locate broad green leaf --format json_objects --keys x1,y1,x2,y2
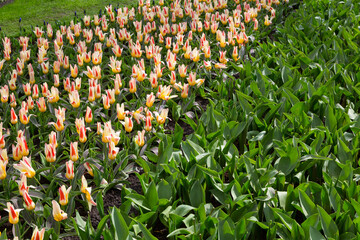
[
  {"x1": 189, "y1": 180, "x2": 205, "y2": 208},
  {"x1": 298, "y1": 189, "x2": 317, "y2": 218},
  {"x1": 317, "y1": 206, "x2": 339, "y2": 239},
  {"x1": 110, "y1": 207, "x2": 129, "y2": 240}
]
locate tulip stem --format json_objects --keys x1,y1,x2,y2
[
  {"x1": 34, "y1": 176, "x2": 46, "y2": 193},
  {"x1": 13, "y1": 223, "x2": 21, "y2": 238}
]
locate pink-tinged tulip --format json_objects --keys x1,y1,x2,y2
[
  {"x1": 69, "y1": 90, "x2": 80, "y2": 108},
  {"x1": 135, "y1": 130, "x2": 145, "y2": 147},
  {"x1": 11, "y1": 108, "x2": 18, "y2": 124},
  {"x1": 18, "y1": 173, "x2": 28, "y2": 196},
  {"x1": 0, "y1": 157, "x2": 7, "y2": 180},
  {"x1": 59, "y1": 185, "x2": 71, "y2": 206},
  {"x1": 70, "y1": 142, "x2": 78, "y2": 162},
  {"x1": 52, "y1": 200, "x2": 67, "y2": 221},
  {"x1": 65, "y1": 161, "x2": 74, "y2": 180},
  {"x1": 45, "y1": 143, "x2": 56, "y2": 163},
  {"x1": 1, "y1": 85, "x2": 9, "y2": 102},
  {"x1": 31, "y1": 227, "x2": 45, "y2": 240},
  {"x1": 23, "y1": 190, "x2": 35, "y2": 211},
  {"x1": 14, "y1": 156, "x2": 35, "y2": 178},
  {"x1": 36, "y1": 97, "x2": 47, "y2": 112},
  {"x1": 5, "y1": 202, "x2": 22, "y2": 224},
  {"x1": 108, "y1": 141, "x2": 119, "y2": 160},
  {"x1": 85, "y1": 107, "x2": 93, "y2": 123},
  {"x1": 156, "y1": 109, "x2": 169, "y2": 124}
]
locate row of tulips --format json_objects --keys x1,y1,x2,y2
[{"x1": 0, "y1": 0, "x2": 288, "y2": 238}]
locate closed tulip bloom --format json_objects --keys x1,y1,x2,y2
[
  {"x1": 1, "y1": 85, "x2": 9, "y2": 102},
  {"x1": 144, "y1": 115, "x2": 152, "y2": 132},
  {"x1": 88, "y1": 86, "x2": 95, "y2": 102},
  {"x1": 59, "y1": 185, "x2": 71, "y2": 206},
  {"x1": 63, "y1": 56, "x2": 70, "y2": 69},
  {"x1": 84, "y1": 162, "x2": 94, "y2": 176},
  {"x1": 135, "y1": 130, "x2": 145, "y2": 147},
  {"x1": 102, "y1": 94, "x2": 110, "y2": 110},
  {"x1": 0, "y1": 158, "x2": 7, "y2": 180},
  {"x1": 52, "y1": 200, "x2": 67, "y2": 222},
  {"x1": 23, "y1": 190, "x2": 35, "y2": 211},
  {"x1": 114, "y1": 74, "x2": 122, "y2": 95},
  {"x1": 129, "y1": 78, "x2": 137, "y2": 93},
  {"x1": 45, "y1": 143, "x2": 56, "y2": 163},
  {"x1": 181, "y1": 83, "x2": 189, "y2": 98},
  {"x1": 18, "y1": 136, "x2": 29, "y2": 156},
  {"x1": 95, "y1": 84, "x2": 101, "y2": 99},
  {"x1": 10, "y1": 92, "x2": 16, "y2": 108},
  {"x1": 149, "y1": 72, "x2": 158, "y2": 88},
  {"x1": 18, "y1": 173, "x2": 29, "y2": 196},
  {"x1": 0, "y1": 147, "x2": 7, "y2": 161},
  {"x1": 14, "y1": 156, "x2": 36, "y2": 178},
  {"x1": 12, "y1": 144, "x2": 22, "y2": 161},
  {"x1": 36, "y1": 97, "x2": 47, "y2": 112},
  {"x1": 156, "y1": 109, "x2": 169, "y2": 124},
  {"x1": 31, "y1": 227, "x2": 45, "y2": 240},
  {"x1": 49, "y1": 131, "x2": 58, "y2": 148},
  {"x1": 116, "y1": 103, "x2": 126, "y2": 120},
  {"x1": 70, "y1": 142, "x2": 78, "y2": 161},
  {"x1": 70, "y1": 64, "x2": 78, "y2": 78},
  {"x1": 69, "y1": 90, "x2": 80, "y2": 108},
  {"x1": 5, "y1": 202, "x2": 22, "y2": 224},
  {"x1": 11, "y1": 108, "x2": 18, "y2": 124},
  {"x1": 108, "y1": 141, "x2": 120, "y2": 160},
  {"x1": 41, "y1": 61, "x2": 49, "y2": 74},
  {"x1": 178, "y1": 64, "x2": 187, "y2": 78},
  {"x1": 124, "y1": 117, "x2": 133, "y2": 132},
  {"x1": 79, "y1": 126, "x2": 87, "y2": 143},
  {"x1": 53, "y1": 61, "x2": 60, "y2": 74},
  {"x1": 23, "y1": 83, "x2": 32, "y2": 96},
  {"x1": 85, "y1": 107, "x2": 93, "y2": 123},
  {"x1": 65, "y1": 161, "x2": 74, "y2": 180},
  {"x1": 146, "y1": 92, "x2": 155, "y2": 108}
]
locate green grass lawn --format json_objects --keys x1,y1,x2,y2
[{"x1": 0, "y1": 0, "x2": 132, "y2": 36}]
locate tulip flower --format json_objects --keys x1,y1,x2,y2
[
  {"x1": 52, "y1": 200, "x2": 67, "y2": 221},
  {"x1": 0, "y1": 126, "x2": 5, "y2": 148},
  {"x1": 84, "y1": 162, "x2": 94, "y2": 176},
  {"x1": 23, "y1": 83, "x2": 32, "y2": 96},
  {"x1": 0, "y1": 157, "x2": 7, "y2": 180},
  {"x1": 156, "y1": 109, "x2": 169, "y2": 124},
  {"x1": 18, "y1": 135, "x2": 29, "y2": 156},
  {"x1": 144, "y1": 115, "x2": 152, "y2": 132},
  {"x1": 31, "y1": 227, "x2": 45, "y2": 240},
  {"x1": 18, "y1": 173, "x2": 29, "y2": 196},
  {"x1": 70, "y1": 64, "x2": 78, "y2": 78},
  {"x1": 108, "y1": 141, "x2": 120, "y2": 160},
  {"x1": 45, "y1": 143, "x2": 56, "y2": 163},
  {"x1": 0, "y1": 85, "x2": 9, "y2": 102},
  {"x1": 65, "y1": 161, "x2": 74, "y2": 180},
  {"x1": 23, "y1": 190, "x2": 35, "y2": 211},
  {"x1": 181, "y1": 83, "x2": 189, "y2": 98},
  {"x1": 85, "y1": 107, "x2": 93, "y2": 123},
  {"x1": 10, "y1": 108, "x2": 18, "y2": 124},
  {"x1": 69, "y1": 90, "x2": 80, "y2": 108},
  {"x1": 14, "y1": 156, "x2": 36, "y2": 178},
  {"x1": 5, "y1": 202, "x2": 22, "y2": 224},
  {"x1": 135, "y1": 130, "x2": 145, "y2": 147},
  {"x1": 84, "y1": 187, "x2": 97, "y2": 210},
  {"x1": 146, "y1": 92, "x2": 155, "y2": 108},
  {"x1": 129, "y1": 78, "x2": 137, "y2": 93},
  {"x1": 124, "y1": 117, "x2": 133, "y2": 132},
  {"x1": 114, "y1": 74, "x2": 122, "y2": 95},
  {"x1": 59, "y1": 185, "x2": 71, "y2": 206},
  {"x1": 36, "y1": 97, "x2": 47, "y2": 112},
  {"x1": 12, "y1": 144, "x2": 22, "y2": 161}
]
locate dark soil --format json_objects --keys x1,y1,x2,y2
[
  {"x1": 166, "y1": 118, "x2": 194, "y2": 140},
  {"x1": 152, "y1": 221, "x2": 169, "y2": 240}
]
